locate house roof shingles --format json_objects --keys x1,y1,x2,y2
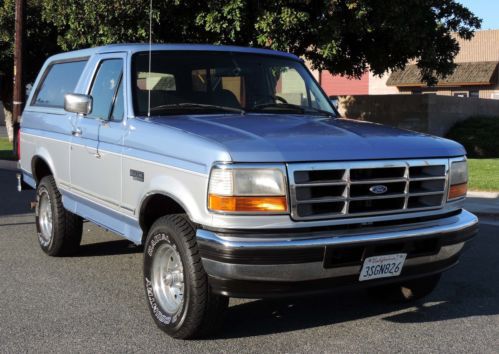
[{"x1": 386, "y1": 61, "x2": 499, "y2": 87}]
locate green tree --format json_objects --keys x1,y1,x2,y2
[
  {"x1": 0, "y1": 0, "x2": 59, "y2": 109},
  {"x1": 42, "y1": 0, "x2": 483, "y2": 85},
  {"x1": 1, "y1": 0, "x2": 482, "y2": 109},
  {"x1": 195, "y1": 0, "x2": 481, "y2": 85}
]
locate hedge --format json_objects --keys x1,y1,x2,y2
[{"x1": 446, "y1": 116, "x2": 499, "y2": 158}]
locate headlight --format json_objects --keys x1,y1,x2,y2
[
  {"x1": 448, "y1": 160, "x2": 468, "y2": 200},
  {"x1": 208, "y1": 164, "x2": 288, "y2": 213}
]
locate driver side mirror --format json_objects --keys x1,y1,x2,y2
[{"x1": 64, "y1": 93, "x2": 92, "y2": 115}]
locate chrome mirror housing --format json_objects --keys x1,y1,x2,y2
[{"x1": 64, "y1": 93, "x2": 92, "y2": 115}]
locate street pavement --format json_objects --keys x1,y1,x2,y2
[
  {"x1": 0, "y1": 167, "x2": 498, "y2": 353},
  {"x1": 467, "y1": 191, "x2": 499, "y2": 218}
]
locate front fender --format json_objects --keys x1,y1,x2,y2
[
  {"x1": 124, "y1": 162, "x2": 211, "y2": 226},
  {"x1": 32, "y1": 147, "x2": 57, "y2": 182}
]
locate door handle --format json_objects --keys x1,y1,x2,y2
[{"x1": 72, "y1": 128, "x2": 82, "y2": 137}]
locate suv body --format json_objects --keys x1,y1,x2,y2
[{"x1": 19, "y1": 44, "x2": 478, "y2": 338}]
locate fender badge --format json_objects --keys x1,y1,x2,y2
[{"x1": 130, "y1": 169, "x2": 145, "y2": 182}]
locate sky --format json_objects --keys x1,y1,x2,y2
[{"x1": 458, "y1": 0, "x2": 499, "y2": 30}]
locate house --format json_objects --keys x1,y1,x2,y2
[{"x1": 314, "y1": 29, "x2": 499, "y2": 100}]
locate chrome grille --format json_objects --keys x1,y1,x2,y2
[{"x1": 288, "y1": 159, "x2": 449, "y2": 221}]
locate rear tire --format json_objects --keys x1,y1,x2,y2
[
  {"x1": 367, "y1": 274, "x2": 441, "y2": 303},
  {"x1": 36, "y1": 175, "x2": 83, "y2": 256},
  {"x1": 143, "y1": 214, "x2": 228, "y2": 339}
]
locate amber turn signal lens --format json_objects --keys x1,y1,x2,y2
[
  {"x1": 208, "y1": 194, "x2": 288, "y2": 212},
  {"x1": 448, "y1": 182, "x2": 467, "y2": 200}
]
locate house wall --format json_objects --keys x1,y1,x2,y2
[
  {"x1": 320, "y1": 71, "x2": 369, "y2": 96},
  {"x1": 307, "y1": 30, "x2": 499, "y2": 97},
  {"x1": 454, "y1": 30, "x2": 499, "y2": 62},
  {"x1": 368, "y1": 72, "x2": 399, "y2": 95},
  {"x1": 371, "y1": 30, "x2": 499, "y2": 96}
]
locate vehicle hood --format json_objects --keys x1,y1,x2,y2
[{"x1": 144, "y1": 114, "x2": 465, "y2": 162}]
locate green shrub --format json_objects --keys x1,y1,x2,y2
[{"x1": 446, "y1": 116, "x2": 499, "y2": 158}]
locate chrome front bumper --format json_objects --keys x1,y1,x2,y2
[{"x1": 196, "y1": 210, "x2": 478, "y2": 293}]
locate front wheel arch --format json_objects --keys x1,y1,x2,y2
[
  {"x1": 139, "y1": 193, "x2": 190, "y2": 243},
  {"x1": 31, "y1": 156, "x2": 53, "y2": 185}
]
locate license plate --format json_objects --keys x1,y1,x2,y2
[{"x1": 359, "y1": 253, "x2": 407, "y2": 282}]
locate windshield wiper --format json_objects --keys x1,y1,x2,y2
[
  {"x1": 149, "y1": 102, "x2": 245, "y2": 115},
  {"x1": 251, "y1": 103, "x2": 334, "y2": 117}
]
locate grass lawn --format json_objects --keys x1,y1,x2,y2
[
  {"x1": 468, "y1": 159, "x2": 499, "y2": 192},
  {"x1": 0, "y1": 136, "x2": 16, "y2": 160}
]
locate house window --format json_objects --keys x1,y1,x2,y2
[
  {"x1": 492, "y1": 93, "x2": 499, "y2": 100},
  {"x1": 453, "y1": 92, "x2": 468, "y2": 98},
  {"x1": 470, "y1": 91, "x2": 479, "y2": 98}
]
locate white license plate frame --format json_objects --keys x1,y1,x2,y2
[{"x1": 359, "y1": 253, "x2": 407, "y2": 282}]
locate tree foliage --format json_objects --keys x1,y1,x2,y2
[
  {"x1": 0, "y1": 0, "x2": 481, "y2": 105},
  {"x1": 0, "y1": 0, "x2": 59, "y2": 109},
  {"x1": 195, "y1": 0, "x2": 481, "y2": 85}
]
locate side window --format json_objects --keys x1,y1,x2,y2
[
  {"x1": 32, "y1": 60, "x2": 87, "y2": 108},
  {"x1": 89, "y1": 59, "x2": 123, "y2": 120}
]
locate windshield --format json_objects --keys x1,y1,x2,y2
[{"x1": 132, "y1": 51, "x2": 335, "y2": 117}]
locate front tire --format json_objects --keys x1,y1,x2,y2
[
  {"x1": 36, "y1": 175, "x2": 83, "y2": 256},
  {"x1": 367, "y1": 274, "x2": 441, "y2": 303},
  {"x1": 143, "y1": 214, "x2": 228, "y2": 339}
]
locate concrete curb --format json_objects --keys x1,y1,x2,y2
[{"x1": 468, "y1": 191, "x2": 499, "y2": 199}]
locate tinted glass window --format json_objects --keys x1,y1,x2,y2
[
  {"x1": 89, "y1": 59, "x2": 123, "y2": 120},
  {"x1": 33, "y1": 60, "x2": 87, "y2": 107},
  {"x1": 132, "y1": 51, "x2": 335, "y2": 117}
]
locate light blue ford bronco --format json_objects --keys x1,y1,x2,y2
[{"x1": 19, "y1": 44, "x2": 478, "y2": 339}]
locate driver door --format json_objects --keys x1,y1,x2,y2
[{"x1": 70, "y1": 54, "x2": 126, "y2": 208}]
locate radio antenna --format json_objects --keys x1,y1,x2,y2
[{"x1": 147, "y1": 0, "x2": 153, "y2": 117}]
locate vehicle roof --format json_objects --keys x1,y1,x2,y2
[{"x1": 46, "y1": 43, "x2": 301, "y2": 62}]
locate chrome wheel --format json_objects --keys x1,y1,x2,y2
[
  {"x1": 151, "y1": 240, "x2": 185, "y2": 315},
  {"x1": 38, "y1": 191, "x2": 53, "y2": 244}
]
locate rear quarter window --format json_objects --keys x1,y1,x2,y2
[{"x1": 31, "y1": 59, "x2": 88, "y2": 108}]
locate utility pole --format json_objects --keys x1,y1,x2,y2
[{"x1": 12, "y1": 0, "x2": 25, "y2": 159}]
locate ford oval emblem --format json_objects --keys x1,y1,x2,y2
[{"x1": 369, "y1": 185, "x2": 388, "y2": 194}]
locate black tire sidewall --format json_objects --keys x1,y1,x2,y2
[{"x1": 143, "y1": 223, "x2": 192, "y2": 334}]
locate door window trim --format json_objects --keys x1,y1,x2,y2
[{"x1": 109, "y1": 75, "x2": 124, "y2": 122}]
